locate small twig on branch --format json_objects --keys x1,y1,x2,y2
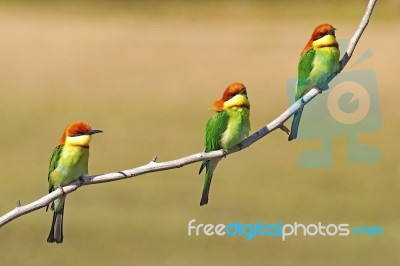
[{"x1": 0, "y1": 0, "x2": 377, "y2": 228}]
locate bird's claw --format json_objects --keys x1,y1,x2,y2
[
  {"x1": 78, "y1": 176, "x2": 85, "y2": 185},
  {"x1": 222, "y1": 149, "x2": 228, "y2": 158},
  {"x1": 319, "y1": 83, "x2": 329, "y2": 93},
  {"x1": 60, "y1": 186, "x2": 66, "y2": 196}
]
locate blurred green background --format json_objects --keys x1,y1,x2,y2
[{"x1": 0, "y1": 0, "x2": 399, "y2": 265}]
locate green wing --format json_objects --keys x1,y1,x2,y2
[
  {"x1": 48, "y1": 144, "x2": 64, "y2": 193},
  {"x1": 199, "y1": 111, "x2": 229, "y2": 174},
  {"x1": 295, "y1": 48, "x2": 316, "y2": 100},
  {"x1": 205, "y1": 111, "x2": 229, "y2": 152}
]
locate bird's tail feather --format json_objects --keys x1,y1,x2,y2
[
  {"x1": 288, "y1": 107, "x2": 304, "y2": 141},
  {"x1": 200, "y1": 172, "x2": 213, "y2": 206},
  {"x1": 200, "y1": 159, "x2": 219, "y2": 206},
  {"x1": 47, "y1": 204, "x2": 64, "y2": 244}
]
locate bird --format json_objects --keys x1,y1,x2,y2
[
  {"x1": 199, "y1": 82, "x2": 250, "y2": 206},
  {"x1": 46, "y1": 121, "x2": 102, "y2": 243},
  {"x1": 288, "y1": 23, "x2": 340, "y2": 141}
]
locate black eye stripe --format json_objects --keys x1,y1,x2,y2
[
  {"x1": 227, "y1": 88, "x2": 247, "y2": 100},
  {"x1": 70, "y1": 131, "x2": 85, "y2": 137},
  {"x1": 314, "y1": 32, "x2": 326, "y2": 40}
]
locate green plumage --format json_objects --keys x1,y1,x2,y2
[
  {"x1": 199, "y1": 106, "x2": 250, "y2": 206},
  {"x1": 47, "y1": 143, "x2": 89, "y2": 243},
  {"x1": 289, "y1": 45, "x2": 340, "y2": 140},
  {"x1": 206, "y1": 111, "x2": 230, "y2": 152},
  {"x1": 48, "y1": 145, "x2": 64, "y2": 193},
  {"x1": 296, "y1": 49, "x2": 317, "y2": 100},
  {"x1": 296, "y1": 47, "x2": 340, "y2": 99}
]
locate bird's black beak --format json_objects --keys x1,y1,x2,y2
[
  {"x1": 238, "y1": 87, "x2": 247, "y2": 96},
  {"x1": 87, "y1": 129, "x2": 103, "y2": 135},
  {"x1": 329, "y1": 28, "x2": 336, "y2": 36}
]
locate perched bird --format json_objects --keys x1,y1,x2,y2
[
  {"x1": 199, "y1": 82, "x2": 250, "y2": 206},
  {"x1": 47, "y1": 121, "x2": 102, "y2": 243},
  {"x1": 289, "y1": 24, "x2": 340, "y2": 141}
]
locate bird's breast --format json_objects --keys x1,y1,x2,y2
[
  {"x1": 309, "y1": 47, "x2": 340, "y2": 84},
  {"x1": 53, "y1": 146, "x2": 89, "y2": 186},
  {"x1": 220, "y1": 108, "x2": 250, "y2": 149}
]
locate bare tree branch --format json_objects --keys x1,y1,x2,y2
[
  {"x1": 0, "y1": 0, "x2": 378, "y2": 228},
  {"x1": 340, "y1": 0, "x2": 378, "y2": 69}
]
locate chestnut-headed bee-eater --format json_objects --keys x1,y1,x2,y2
[
  {"x1": 199, "y1": 82, "x2": 250, "y2": 206},
  {"x1": 46, "y1": 121, "x2": 102, "y2": 243},
  {"x1": 289, "y1": 24, "x2": 340, "y2": 141}
]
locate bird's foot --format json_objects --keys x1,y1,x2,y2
[
  {"x1": 60, "y1": 186, "x2": 66, "y2": 196},
  {"x1": 222, "y1": 149, "x2": 228, "y2": 158},
  {"x1": 319, "y1": 83, "x2": 329, "y2": 92},
  {"x1": 78, "y1": 176, "x2": 85, "y2": 185}
]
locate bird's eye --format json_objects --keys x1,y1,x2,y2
[
  {"x1": 313, "y1": 32, "x2": 324, "y2": 41},
  {"x1": 72, "y1": 131, "x2": 84, "y2": 137}
]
